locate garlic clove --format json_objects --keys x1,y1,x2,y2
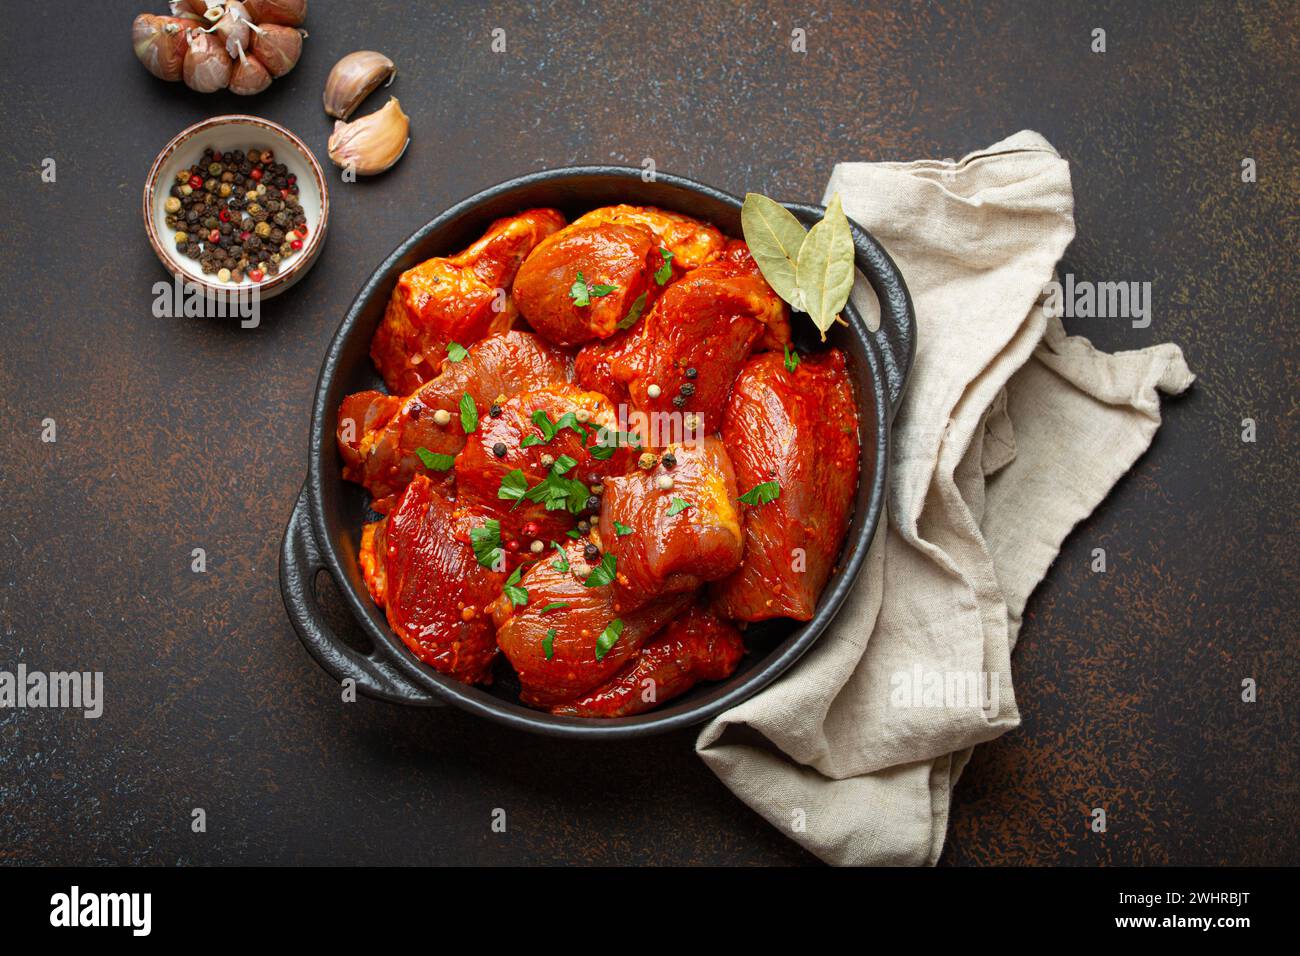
[
  {"x1": 133, "y1": 14, "x2": 191, "y2": 82},
  {"x1": 251, "y1": 24, "x2": 304, "y2": 77},
  {"x1": 183, "y1": 28, "x2": 234, "y2": 93},
  {"x1": 327, "y1": 97, "x2": 410, "y2": 176},
  {"x1": 228, "y1": 39, "x2": 272, "y2": 95},
  {"x1": 323, "y1": 51, "x2": 396, "y2": 120},
  {"x1": 243, "y1": 0, "x2": 308, "y2": 27},
  {"x1": 217, "y1": 0, "x2": 253, "y2": 60}
]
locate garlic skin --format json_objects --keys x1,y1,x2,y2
[
  {"x1": 133, "y1": 14, "x2": 191, "y2": 81},
  {"x1": 323, "y1": 51, "x2": 396, "y2": 120},
  {"x1": 183, "y1": 29, "x2": 233, "y2": 93},
  {"x1": 251, "y1": 23, "x2": 304, "y2": 77},
  {"x1": 328, "y1": 97, "x2": 410, "y2": 176},
  {"x1": 243, "y1": 0, "x2": 307, "y2": 26}
]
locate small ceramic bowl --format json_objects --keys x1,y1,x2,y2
[{"x1": 143, "y1": 114, "x2": 329, "y2": 301}]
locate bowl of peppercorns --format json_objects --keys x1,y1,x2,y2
[{"x1": 143, "y1": 114, "x2": 329, "y2": 301}]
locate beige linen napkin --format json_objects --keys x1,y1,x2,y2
[{"x1": 696, "y1": 131, "x2": 1194, "y2": 866}]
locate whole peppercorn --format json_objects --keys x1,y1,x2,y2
[
  {"x1": 489, "y1": 403, "x2": 503, "y2": 418},
  {"x1": 577, "y1": 520, "x2": 591, "y2": 534},
  {"x1": 685, "y1": 367, "x2": 698, "y2": 379},
  {"x1": 680, "y1": 382, "x2": 696, "y2": 397},
  {"x1": 164, "y1": 196, "x2": 181, "y2": 213},
  {"x1": 672, "y1": 394, "x2": 687, "y2": 408},
  {"x1": 661, "y1": 452, "x2": 677, "y2": 469},
  {"x1": 638, "y1": 452, "x2": 657, "y2": 470},
  {"x1": 492, "y1": 442, "x2": 508, "y2": 458},
  {"x1": 583, "y1": 542, "x2": 600, "y2": 563},
  {"x1": 584, "y1": 495, "x2": 601, "y2": 513}
]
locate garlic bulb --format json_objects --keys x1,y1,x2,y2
[{"x1": 327, "y1": 97, "x2": 410, "y2": 176}]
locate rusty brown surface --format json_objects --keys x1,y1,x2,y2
[{"x1": 0, "y1": 0, "x2": 1295, "y2": 865}]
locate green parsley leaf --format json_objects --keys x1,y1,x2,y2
[
  {"x1": 470, "y1": 519, "x2": 503, "y2": 570},
  {"x1": 539, "y1": 601, "x2": 569, "y2": 615},
  {"x1": 550, "y1": 454, "x2": 577, "y2": 475},
  {"x1": 523, "y1": 456, "x2": 588, "y2": 515},
  {"x1": 498, "y1": 469, "x2": 529, "y2": 503},
  {"x1": 570, "y1": 271, "x2": 592, "y2": 307},
  {"x1": 666, "y1": 497, "x2": 693, "y2": 516},
  {"x1": 565, "y1": 529, "x2": 582, "y2": 540},
  {"x1": 594, "y1": 618, "x2": 624, "y2": 661},
  {"x1": 613, "y1": 521, "x2": 633, "y2": 536},
  {"x1": 616, "y1": 291, "x2": 648, "y2": 331},
  {"x1": 570, "y1": 273, "x2": 616, "y2": 307},
  {"x1": 784, "y1": 344, "x2": 800, "y2": 373},
  {"x1": 550, "y1": 541, "x2": 570, "y2": 571},
  {"x1": 459, "y1": 393, "x2": 478, "y2": 434},
  {"x1": 583, "y1": 552, "x2": 617, "y2": 588},
  {"x1": 589, "y1": 426, "x2": 639, "y2": 461},
  {"x1": 446, "y1": 341, "x2": 468, "y2": 363},
  {"x1": 415, "y1": 447, "x2": 455, "y2": 471},
  {"x1": 504, "y1": 566, "x2": 529, "y2": 608},
  {"x1": 738, "y1": 481, "x2": 782, "y2": 506},
  {"x1": 654, "y1": 248, "x2": 674, "y2": 285},
  {"x1": 543, "y1": 629, "x2": 556, "y2": 660}
]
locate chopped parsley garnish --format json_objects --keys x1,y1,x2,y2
[
  {"x1": 550, "y1": 541, "x2": 570, "y2": 571},
  {"x1": 504, "y1": 567, "x2": 529, "y2": 608},
  {"x1": 738, "y1": 481, "x2": 781, "y2": 506},
  {"x1": 539, "y1": 601, "x2": 569, "y2": 615},
  {"x1": 565, "y1": 529, "x2": 583, "y2": 539},
  {"x1": 470, "y1": 519, "x2": 504, "y2": 569},
  {"x1": 616, "y1": 291, "x2": 648, "y2": 330},
  {"x1": 523, "y1": 455, "x2": 589, "y2": 515},
  {"x1": 613, "y1": 521, "x2": 633, "y2": 536},
  {"x1": 666, "y1": 497, "x2": 693, "y2": 516},
  {"x1": 446, "y1": 341, "x2": 468, "y2": 363},
  {"x1": 784, "y1": 344, "x2": 800, "y2": 373},
  {"x1": 498, "y1": 468, "x2": 529, "y2": 503},
  {"x1": 589, "y1": 426, "x2": 640, "y2": 460},
  {"x1": 415, "y1": 447, "x2": 455, "y2": 471},
  {"x1": 570, "y1": 271, "x2": 616, "y2": 307},
  {"x1": 522, "y1": 409, "x2": 588, "y2": 448},
  {"x1": 653, "y1": 248, "x2": 674, "y2": 285},
  {"x1": 583, "y1": 552, "x2": 617, "y2": 588},
  {"x1": 594, "y1": 619, "x2": 624, "y2": 661},
  {"x1": 543, "y1": 629, "x2": 556, "y2": 660},
  {"x1": 459, "y1": 393, "x2": 478, "y2": 433}
]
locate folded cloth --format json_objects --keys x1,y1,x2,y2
[{"x1": 696, "y1": 131, "x2": 1194, "y2": 866}]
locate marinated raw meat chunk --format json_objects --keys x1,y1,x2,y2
[
  {"x1": 490, "y1": 540, "x2": 693, "y2": 708},
  {"x1": 372, "y1": 208, "x2": 565, "y2": 393},
  {"x1": 570, "y1": 205, "x2": 726, "y2": 274},
  {"x1": 338, "y1": 331, "x2": 571, "y2": 512},
  {"x1": 362, "y1": 476, "x2": 506, "y2": 684},
  {"x1": 551, "y1": 604, "x2": 744, "y2": 717},
  {"x1": 712, "y1": 350, "x2": 860, "y2": 622},
  {"x1": 596, "y1": 436, "x2": 743, "y2": 609}
]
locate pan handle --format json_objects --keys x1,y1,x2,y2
[
  {"x1": 785, "y1": 202, "x2": 916, "y2": 418},
  {"x1": 279, "y1": 486, "x2": 446, "y2": 707}
]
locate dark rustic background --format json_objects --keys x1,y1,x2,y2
[{"x1": 1, "y1": 0, "x2": 1295, "y2": 866}]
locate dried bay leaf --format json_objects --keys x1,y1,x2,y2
[
  {"x1": 794, "y1": 193, "x2": 855, "y2": 340},
  {"x1": 741, "y1": 192, "x2": 808, "y2": 307}
]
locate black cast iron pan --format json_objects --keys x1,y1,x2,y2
[{"x1": 280, "y1": 166, "x2": 915, "y2": 738}]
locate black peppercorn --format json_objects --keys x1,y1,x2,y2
[
  {"x1": 489, "y1": 404, "x2": 502, "y2": 418},
  {"x1": 661, "y1": 452, "x2": 677, "y2": 468},
  {"x1": 492, "y1": 442, "x2": 507, "y2": 458},
  {"x1": 672, "y1": 394, "x2": 687, "y2": 408},
  {"x1": 685, "y1": 367, "x2": 697, "y2": 379},
  {"x1": 680, "y1": 382, "x2": 695, "y2": 396},
  {"x1": 584, "y1": 495, "x2": 601, "y2": 513},
  {"x1": 583, "y1": 543, "x2": 600, "y2": 563},
  {"x1": 409, "y1": 404, "x2": 422, "y2": 421}
]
